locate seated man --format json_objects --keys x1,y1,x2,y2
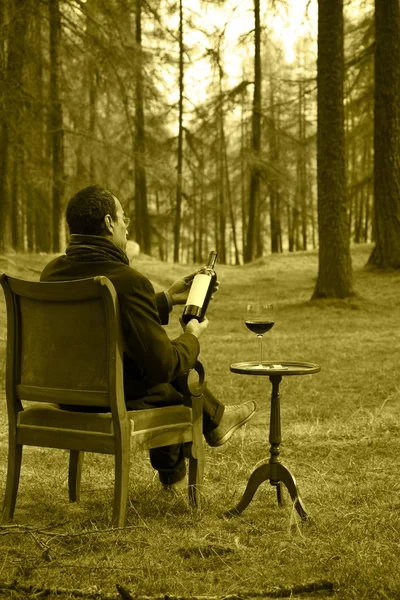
[{"x1": 41, "y1": 185, "x2": 257, "y2": 491}]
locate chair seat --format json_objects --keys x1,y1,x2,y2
[
  {"x1": 18, "y1": 402, "x2": 193, "y2": 435},
  {"x1": 18, "y1": 403, "x2": 114, "y2": 433}
]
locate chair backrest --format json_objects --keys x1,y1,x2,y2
[{"x1": 0, "y1": 274, "x2": 126, "y2": 420}]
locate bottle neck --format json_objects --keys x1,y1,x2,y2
[{"x1": 206, "y1": 251, "x2": 217, "y2": 269}]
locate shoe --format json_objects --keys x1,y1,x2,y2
[
  {"x1": 161, "y1": 478, "x2": 187, "y2": 495},
  {"x1": 205, "y1": 400, "x2": 258, "y2": 447}
]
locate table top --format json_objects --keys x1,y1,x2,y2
[{"x1": 230, "y1": 361, "x2": 321, "y2": 377}]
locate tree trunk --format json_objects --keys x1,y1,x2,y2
[
  {"x1": 269, "y1": 85, "x2": 282, "y2": 254},
  {"x1": 86, "y1": 0, "x2": 98, "y2": 183},
  {"x1": 313, "y1": 0, "x2": 353, "y2": 299},
  {"x1": 244, "y1": 0, "x2": 261, "y2": 263},
  {"x1": 28, "y1": 0, "x2": 48, "y2": 254},
  {"x1": 0, "y1": 0, "x2": 28, "y2": 252},
  {"x1": 134, "y1": 0, "x2": 151, "y2": 255},
  {"x1": 11, "y1": 1, "x2": 28, "y2": 252},
  {"x1": 191, "y1": 173, "x2": 197, "y2": 263},
  {"x1": 298, "y1": 82, "x2": 308, "y2": 250},
  {"x1": 11, "y1": 149, "x2": 25, "y2": 251},
  {"x1": 216, "y1": 56, "x2": 227, "y2": 264},
  {"x1": 364, "y1": 145, "x2": 373, "y2": 242},
  {"x1": 34, "y1": 0, "x2": 52, "y2": 254},
  {"x1": 173, "y1": 0, "x2": 184, "y2": 262},
  {"x1": 49, "y1": 0, "x2": 64, "y2": 252},
  {"x1": 198, "y1": 167, "x2": 204, "y2": 262},
  {"x1": 287, "y1": 201, "x2": 294, "y2": 252},
  {"x1": 368, "y1": 0, "x2": 400, "y2": 268},
  {"x1": 0, "y1": 1, "x2": 10, "y2": 252},
  {"x1": 224, "y1": 142, "x2": 240, "y2": 265},
  {"x1": 214, "y1": 157, "x2": 219, "y2": 254},
  {"x1": 217, "y1": 117, "x2": 226, "y2": 263},
  {"x1": 240, "y1": 95, "x2": 248, "y2": 261},
  {"x1": 194, "y1": 149, "x2": 204, "y2": 263}
]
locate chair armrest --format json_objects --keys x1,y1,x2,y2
[{"x1": 172, "y1": 361, "x2": 205, "y2": 397}]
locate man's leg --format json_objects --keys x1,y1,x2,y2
[
  {"x1": 147, "y1": 385, "x2": 226, "y2": 488},
  {"x1": 201, "y1": 385, "x2": 225, "y2": 434},
  {"x1": 149, "y1": 444, "x2": 186, "y2": 486},
  {"x1": 126, "y1": 384, "x2": 187, "y2": 487},
  {"x1": 201, "y1": 384, "x2": 258, "y2": 448}
]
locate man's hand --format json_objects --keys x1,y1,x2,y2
[
  {"x1": 166, "y1": 272, "x2": 220, "y2": 306},
  {"x1": 166, "y1": 272, "x2": 197, "y2": 306},
  {"x1": 181, "y1": 316, "x2": 209, "y2": 339}
]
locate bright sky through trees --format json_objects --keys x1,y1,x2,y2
[{"x1": 178, "y1": 0, "x2": 318, "y2": 105}]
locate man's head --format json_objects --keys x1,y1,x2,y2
[{"x1": 66, "y1": 185, "x2": 129, "y2": 251}]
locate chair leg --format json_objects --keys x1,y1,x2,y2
[
  {"x1": 112, "y1": 446, "x2": 130, "y2": 528},
  {"x1": 188, "y1": 451, "x2": 204, "y2": 507},
  {"x1": 188, "y1": 394, "x2": 204, "y2": 507},
  {"x1": 68, "y1": 451, "x2": 84, "y2": 502},
  {"x1": 2, "y1": 442, "x2": 23, "y2": 524}
]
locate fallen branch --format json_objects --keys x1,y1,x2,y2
[
  {"x1": 0, "y1": 523, "x2": 145, "y2": 538},
  {"x1": 0, "y1": 580, "x2": 335, "y2": 600}
]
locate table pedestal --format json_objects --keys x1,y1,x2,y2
[{"x1": 225, "y1": 363, "x2": 320, "y2": 520}]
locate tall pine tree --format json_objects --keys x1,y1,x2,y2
[
  {"x1": 368, "y1": 0, "x2": 400, "y2": 269},
  {"x1": 313, "y1": 0, "x2": 353, "y2": 298}
]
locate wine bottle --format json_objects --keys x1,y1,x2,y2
[{"x1": 182, "y1": 251, "x2": 218, "y2": 323}]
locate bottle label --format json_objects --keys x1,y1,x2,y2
[{"x1": 186, "y1": 274, "x2": 210, "y2": 308}]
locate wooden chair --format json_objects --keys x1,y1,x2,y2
[{"x1": 0, "y1": 273, "x2": 205, "y2": 527}]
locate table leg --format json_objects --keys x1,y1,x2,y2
[
  {"x1": 275, "y1": 463, "x2": 309, "y2": 520},
  {"x1": 276, "y1": 481, "x2": 284, "y2": 507},
  {"x1": 224, "y1": 463, "x2": 270, "y2": 517}
]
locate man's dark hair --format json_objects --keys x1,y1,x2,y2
[{"x1": 66, "y1": 185, "x2": 117, "y2": 235}]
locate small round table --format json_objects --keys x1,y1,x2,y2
[{"x1": 226, "y1": 361, "x2": 320, "y2": 520}]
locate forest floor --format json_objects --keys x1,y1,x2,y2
[{"x1": 0, "y1": 244, "x2": 400, "y2": 600}]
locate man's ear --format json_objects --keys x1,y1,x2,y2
[{"x1": 104, "y1": 214, "x2": 113, "y2": 235}]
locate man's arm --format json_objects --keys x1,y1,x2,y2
[
  {"x1": 155, "y1": 292, "x2": 171, "y2": 325},
  {"x1": 119, "y1": 275, "x2": 201, "y2": 386}
]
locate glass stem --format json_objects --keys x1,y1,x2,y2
[{"x1": 258, "y1": 334, "x2": 263, "y2": 366}]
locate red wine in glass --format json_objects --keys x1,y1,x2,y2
[
  {"x1": 245, "y1": 321, "x2": 274, "y2": 335},
  {"x1": 245, "y1": 304, "x2": 275, "y2": 367}
]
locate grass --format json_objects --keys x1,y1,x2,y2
[{"x1": 0, "y1": 244, "x2": 400, "y2": 600}]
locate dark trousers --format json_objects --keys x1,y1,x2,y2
[{"x1": 125, "y1": 383, "x2": 225, "y2": 485}]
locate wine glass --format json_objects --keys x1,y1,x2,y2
[{"x1": 245, "y1": 303, "x2": 275, "y2": 367}]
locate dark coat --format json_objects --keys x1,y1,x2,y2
[{"x1": 41, "y1": 240, "x2": 199, "y2": 405}]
